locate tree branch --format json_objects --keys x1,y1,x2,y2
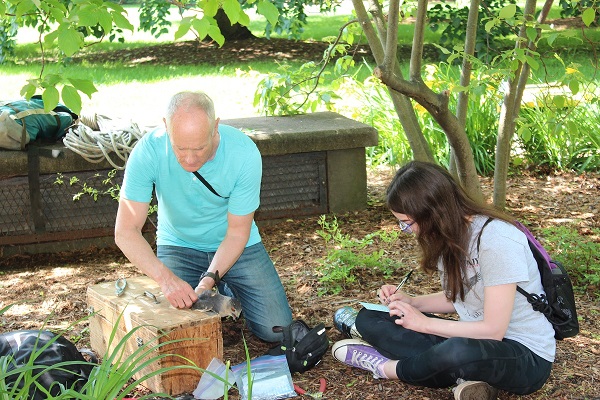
[
  {"x1": 409, "y1": 0, "x2": 428, "y2": 81},
  {"x1": 383, "y1": 0, "x2": 400, "y2": 73}
]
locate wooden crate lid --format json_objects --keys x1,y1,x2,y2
[{"x1": 87, "y1": 275, "x2": 220, "y2": 332}]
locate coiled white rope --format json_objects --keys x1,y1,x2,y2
[{"x1": 63, "y1": 113, "x2": 149, "y2": 170}]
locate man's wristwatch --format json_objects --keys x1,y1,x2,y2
[{"x1": 199, "y1": 270, "x2": 220, "y2": 286}]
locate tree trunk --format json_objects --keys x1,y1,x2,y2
[
  {"x1": 353, "y1": 0, "x2": 483, "y2": 200},
  {"x1": 493, "y1": 0, "x2": 554, "y2": 208},
  {"x1": 214, "y1": 8, "x2": 255, "y2": 40}
]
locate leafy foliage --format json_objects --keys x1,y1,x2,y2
[
  {"x1": 315, "y1": 216, "x2": 403, "y2": 295},
  {"x1": 0, "y1": 0, "x2": 340, "y2": 113},
  {"x1": 559, "y1": 0, "x2": 598, "y2": 26},
  {"x1": 0, "y1": 306, "x2": 245, "y2": 399},
  {"x1": 427, "y1": 0, "x2": 521, "y2": 61},
  {"x1": 516, "y1": 61, "x2": 600, "y2": 172}
]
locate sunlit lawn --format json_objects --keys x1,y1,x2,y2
[{"x1": 2, "y1": 2, "x2": 598, "y2": 124}]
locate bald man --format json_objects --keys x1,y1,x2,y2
[{"x1": 115, "y1": 91, "x2": 292, "y2": 342}]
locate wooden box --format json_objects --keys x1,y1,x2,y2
[{"x1": 87, "y1": 275, "x2": 222, "y2": 395}]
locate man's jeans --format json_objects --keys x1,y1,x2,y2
[{"x1": 157, "y1": 242, "x2": 292, "y2": 342}]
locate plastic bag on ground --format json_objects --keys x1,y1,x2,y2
[
  {"x1": 193, "y1": 358, "x2": 235, "y2": 399},
  {"x1": 231, "y1": 354, "x2": 296, "y2": 400}
]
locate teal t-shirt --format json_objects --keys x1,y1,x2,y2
[{"x1": 121, "y1": 124, "x2": 262, "y2": 251}]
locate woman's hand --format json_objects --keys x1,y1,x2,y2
[
  {"x1": 388, "y1": 300, "x2": 427, "y2": 332},
  {"x1": 378, "y1": 284, "x2": 413, "y2": 305}
]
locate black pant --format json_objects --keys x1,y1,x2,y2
[{"x1": 356, "y1": 309, "x2": 552, "y2": 395}]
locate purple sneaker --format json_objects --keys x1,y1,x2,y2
[{"x1": 331, "y1": 339, "x2": 389, "y2": 379}]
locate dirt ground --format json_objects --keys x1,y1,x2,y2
[
  {"x1": 0, "y1": 168, "x2": 599, "y2": 400},
  {"x1": 2, "y1": 29, "x2": 600, "y2": 399}
]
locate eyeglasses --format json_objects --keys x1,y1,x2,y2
[{"x1": 398, "y1": 220, "x2": 415, "y2": 234}]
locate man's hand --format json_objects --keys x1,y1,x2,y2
[{"x1": 159, "y1": 274, "x2": 198, "y2": 309}]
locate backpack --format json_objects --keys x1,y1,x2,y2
[
  {"x1": 266, "y1": 320, "x2": 329, "y2": 373},
  {"x1": 478, "y1": 218, "x2": 579, "y2": 340},
  {"x1": 0, "y1": 330, "x2": 94, "y2": 399},
  {"x1": 0, "y1": 96, "x2": 78, "y2": 150}
]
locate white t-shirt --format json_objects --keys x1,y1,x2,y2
[{"x1": 438, "y1": 215, "x2": 556, "y2": 362}]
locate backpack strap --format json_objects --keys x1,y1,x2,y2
[
  {"x1": 3, "y1": 103, "x2": 63, "y2": 149},
  {"x1": 192, "y1": 171, "x2": 229, "y2": 199},
  {"x1": 476, "y1": 217, "x2": 539, "y2": 305},
  {"x1": 475, "y1": 216, "x2": 494, "y2": 252},
  {"x1": 3, "y1": 103, "x2": 30, "y2": 150}
]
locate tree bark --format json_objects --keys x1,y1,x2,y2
[
  {"x1": 493, "y1": 0, "x2": 554, "y2": 208},
  {"x1": 353, "y1": 0, "x2": 482, "y2": 199},
  {"x1": 214, "y1": 8, "x2": 255, "y2": 40},
  {"x1": 352, "y1": 0, "x2": 433, "y2": 162}
]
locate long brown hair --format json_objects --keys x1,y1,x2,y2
[{"x1": 386, "y1": 161, "x2": 513, "y2": 302}]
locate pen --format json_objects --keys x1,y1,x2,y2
[{"x1": 393, "y1": 270, "x2": 413, "y2": 294}]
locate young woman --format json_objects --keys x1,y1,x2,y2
[{"x1": 331, "y1": 161, "x2": 555, "y2": 400}]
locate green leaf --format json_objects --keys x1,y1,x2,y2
[
  {"x1": 47, "y1": 5, "x2": 65, "y2": 22},
  {"x1": 67, "y1": 78, "x2": 98, "y2": 98},
  {"x1": 42, "y1": 87, "x2": 60, "y2": 112},
  {"x1": 57, "y1": 26, "x2": 83, "y2": 57},
  {"x1": 432, "y1": 43, "x2": 451, "y2": 54},
  {"x1": 203, "y1": 0, "x2": 219, "y2": 18},
  {"x1": 512, "y1": 156, "x2": 524, "y2": 166},
  {"x1": 526, "y1": 27, "x2": 537, "y2": 43},
  {"x1": 61, "y1": 85, "x2": 82, "y2": 114},
  {"x1": 191, "y1": 17, "x2": 210, "y2": 40},
  {"x1": 257, "y1": 0, "x2": 280, "y2": 26},
  {"x1": 207, "y1": 25, "x2": 225, "y2": 47},
  {"x1": 451, "y1": 85, "x2": 468, "y2": 93},
  {"x1": 568, "y1": 79, "x2": 579, "y2": 95},
  {"x1": 566, "y1": 120, "x2": 578, "y2": 136},
  {"x1": 582, "y1": 7, "x2": 596, "y2": 27},
  {"x1": 16, "y1": 0, "x2": 35, "y2": 18},
  {"x1": 105, "y1": 1, "x2": 126, "y2": 12},
  {"x1": 499, "y1": 4, "x2": 517, "y2": 19},
  {"x1": 237, "y1": 11, "x2": 250, "y2": 27},
  {"x1": 546, "y1": 33, "x2": 558, "y2": 47},
  {"x1": 222, "y1": 0, "x2": 241, "y2": 25},
  {"x1": 525, "y1": 55, "x2": 539, "y2": 70},
  {"x1": 484, "y1": 20, "x2": 496, "y2": 33},
  {"x1": 97, "y1": 9, "x2": 113, "y2": 33},
  {"x1": 111, "y1": 10, "x2": 134, "y2": 31},
  {"x1": 44, "y1": 73, "x2": 62, "y2": 86},
  {"x1": 175, "y1": 17, "x2": 193, "y2": 40},
  {"x1": 518, "y1": 126, "x2": 531, "y2": 142},
  {"x1": 44, "y1": 29, "x2": 60, "y2": 46},
  {"x1": 553, "y1": 95, "x2": 565, "y2": 109},
  {"x1": 78, "y1": 8, "x2": 99, "y2": 27},
  {"x1": 20, "y1": 83, "x2": 37, "y2": 99}
]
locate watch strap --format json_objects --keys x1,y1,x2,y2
[{"x1": 200, "y1": 270, "x2": 220, "y2": 286}]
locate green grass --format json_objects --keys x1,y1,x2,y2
[{"x1": 1, "y1": 60, "x2": 296, "y2": 85}]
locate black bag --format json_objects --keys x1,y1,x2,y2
[
  {"x1": 0, "y1": 330, "x2": 94, "y2": 399},
  {"x1": 266, "y1": 320, "x2": 329, "y2": 373},
  {"x1": 478, "y1": 218, "x2": 579, "y2": 340}
]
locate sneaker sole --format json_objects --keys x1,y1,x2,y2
[{"x1": 454, "y1": 382, "x2": 499, "y2": 400}]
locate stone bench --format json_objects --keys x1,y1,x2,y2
[{"x1": 0, "y1": 112, "x2": 378, "y2": 256}]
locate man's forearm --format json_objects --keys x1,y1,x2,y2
[
  {"x1": 115, "y1": 228, "x2": 170, "y2": 283},
  {"x1": 196, "y1": 233, "x2": 247, "y2": 290}
]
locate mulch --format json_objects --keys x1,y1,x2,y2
[{"x1": 1, "y1": 168, "x2": 599, "y2": 399}]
